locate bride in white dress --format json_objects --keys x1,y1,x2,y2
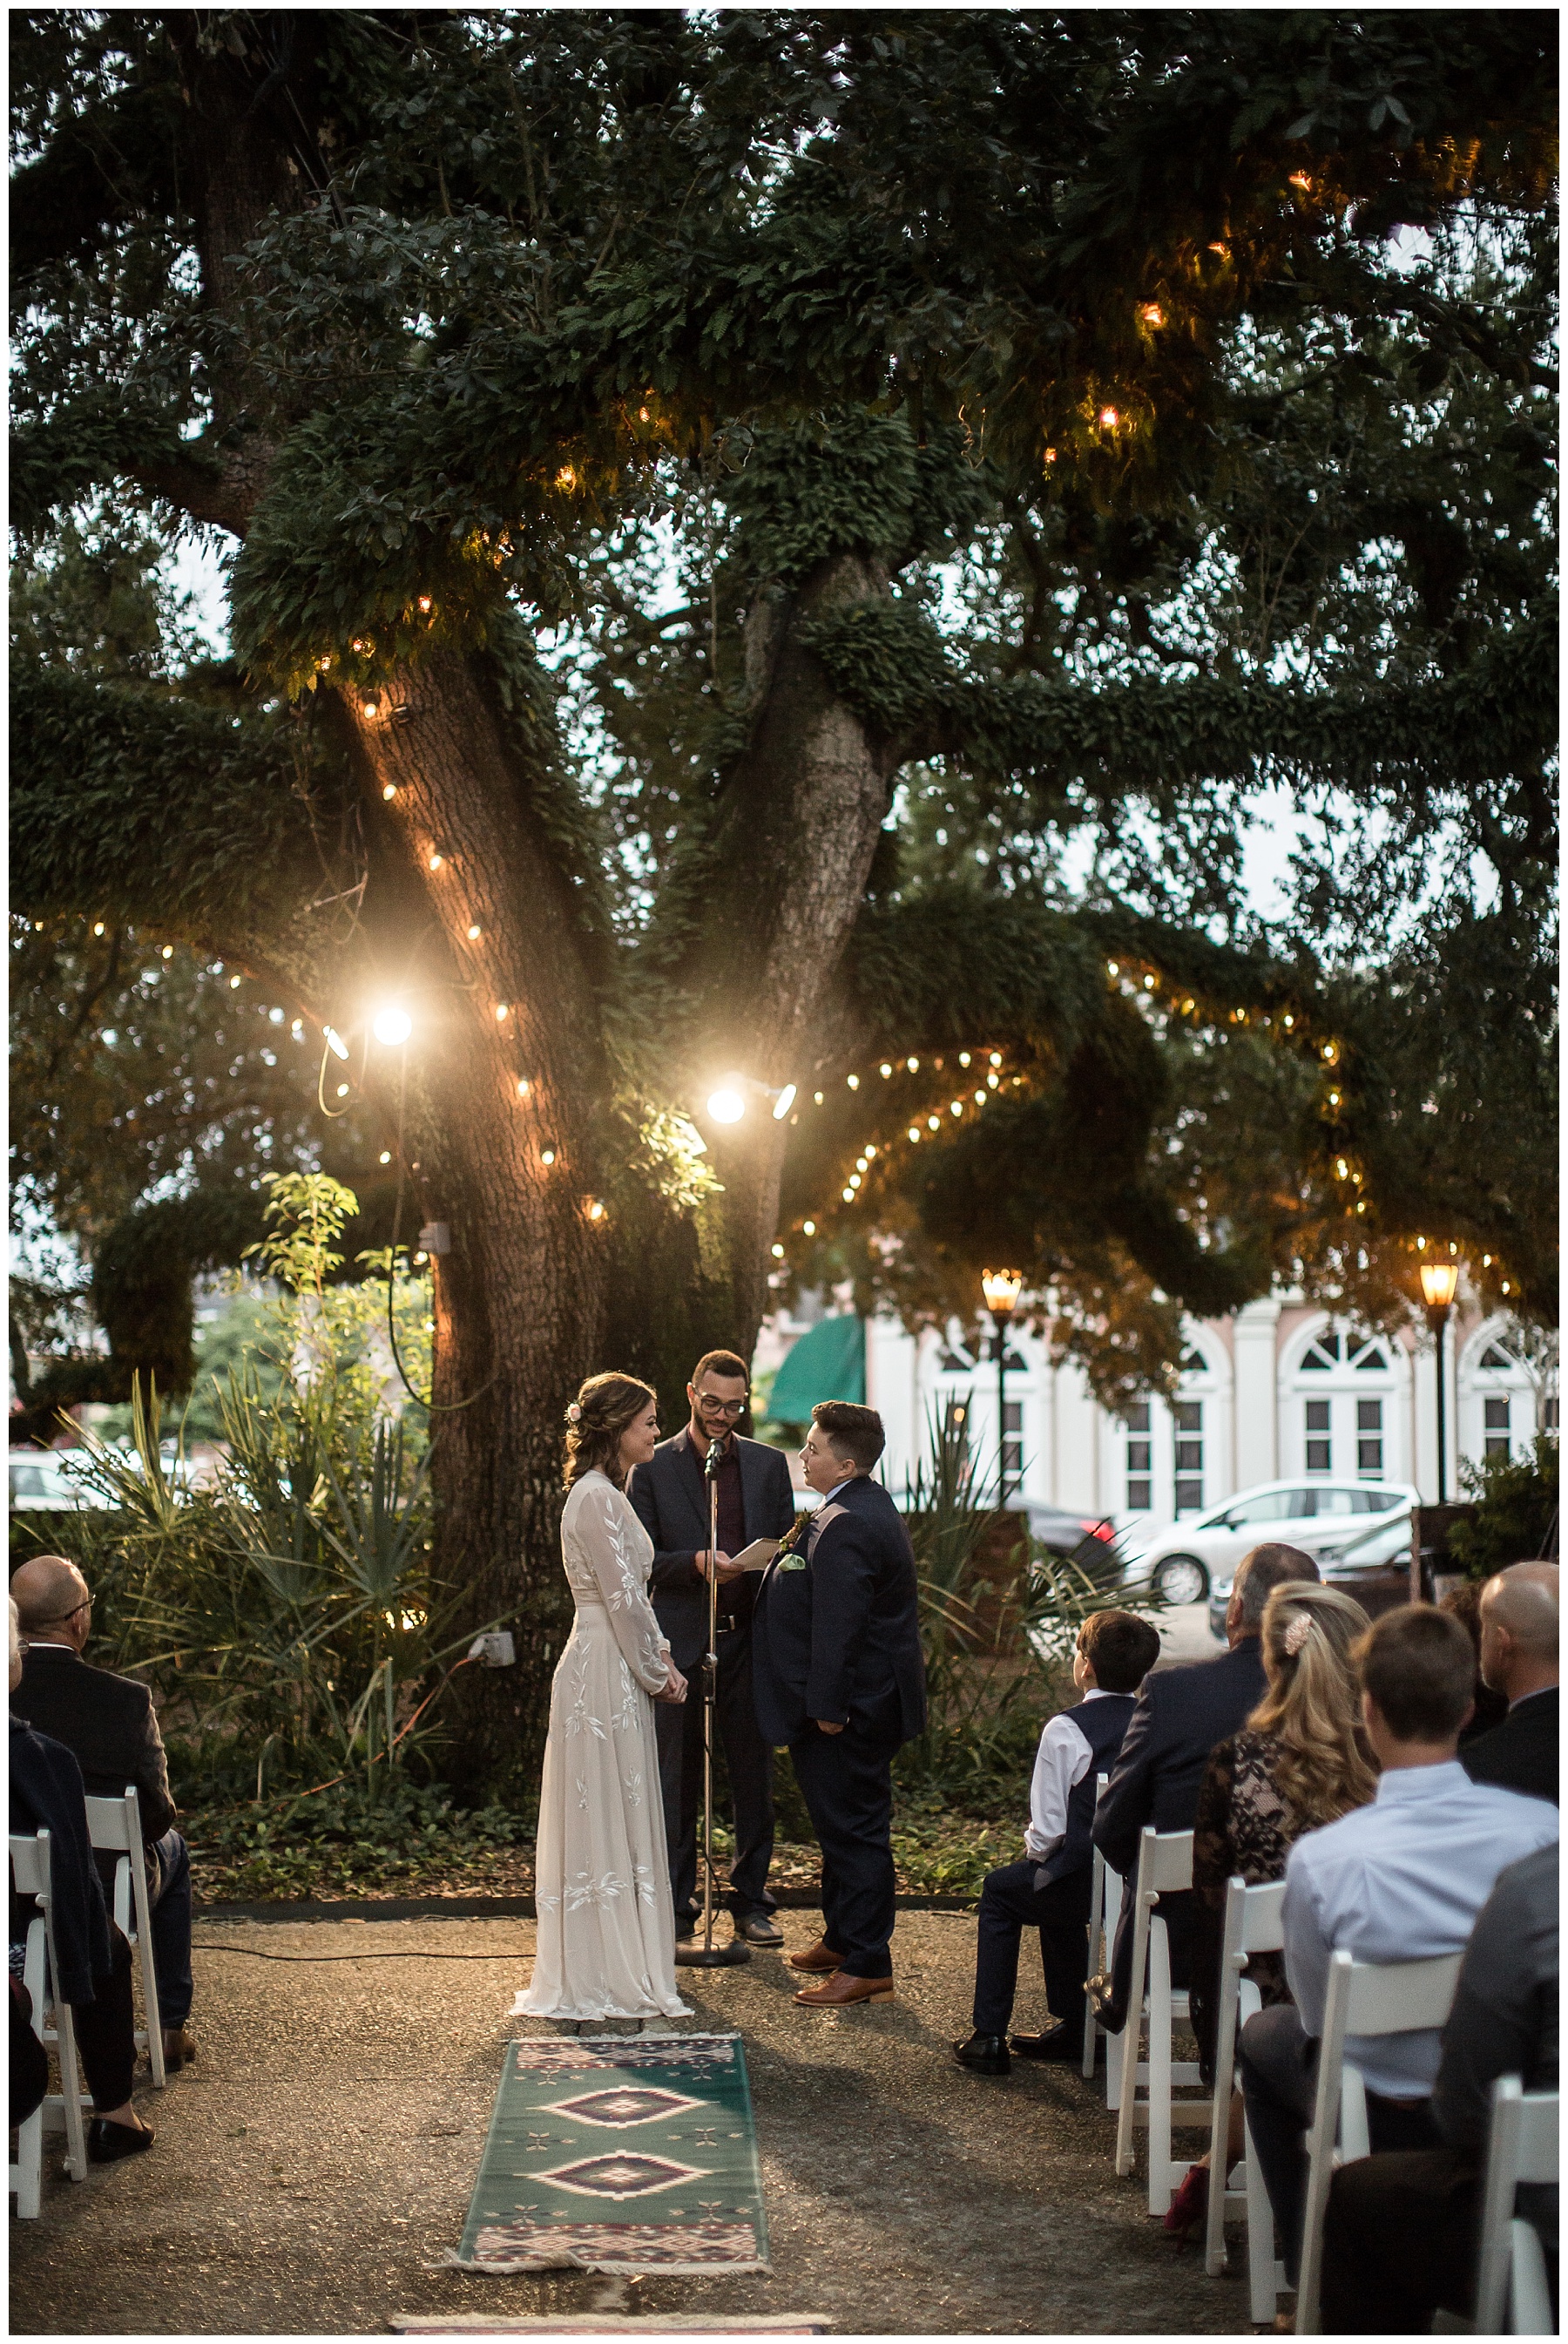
[{"x1": 517, "y1": 1372, "x2": 693, "y2": 2024}]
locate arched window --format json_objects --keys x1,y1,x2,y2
[
  {"x1": 1458, "y1": 1320, "x2": 1543, "y2": 1468},
  {"x1": 1282, "y1": 1318, "x2": 1408, "y2": 1485},
  {"x1": 1119, "y1": 1331, "x2": 1232, "y2": 1522}
]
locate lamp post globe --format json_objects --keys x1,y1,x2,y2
[
  {"x1": 981, "y1": 1270, "x2": 1024, "y2": 1502},
  {"x1": 1418, "y1": 1253, "x2": 1462, "y2": 1504}
]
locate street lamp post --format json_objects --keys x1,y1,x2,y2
[
  {"x1": 1419, "y1": 1258, "x2": 1461, "y2": 1504},
  {"x1": 981, "y1": 1270, "x2": 1024, "y2": 1503}
]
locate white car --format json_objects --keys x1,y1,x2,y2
[
  {"x1": 8, "y1": 1450, "x2": 104, "y2": 1511},
  {"x1": 1121, "y1": 1477, "x2": 1420, "y2": 1610}
]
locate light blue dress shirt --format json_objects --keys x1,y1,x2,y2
[{"x1": 1282, "y1": 1758, "x2": 1559, "y2": 2097}]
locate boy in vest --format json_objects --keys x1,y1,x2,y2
[{"x1": 953, "y1": 1607, "x2": 1162, "y2": 2076}]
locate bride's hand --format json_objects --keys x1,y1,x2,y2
[{"x1": 656, "y1": 1661, "x2": 687, "y2": 1704}]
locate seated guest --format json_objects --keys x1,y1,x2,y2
[
  {"x1": 1321, "y1": 1839, "x2": 1558, "y2": 2333},
  {"x1": 1438, "y1": 1579, "x2": 1508, "y2": 1744},
  {"x1": 10, "y1": 1554, "x2": 196, "y2": 2070},
  {"x1": 1238, "y1": 1603, "x2": 1559, "y2": 2293},
  {"x1": 1092, "y1": 1541, "x2": 1321, "y2": 2032},
  {"x1": 953, "y1": 1608, "x2": 1161, "y2": 2076},
  {"x1": 1461, "y1": 1561, "x2": 1558, "y2": 1804},
  {"x1": 1166, "y1": 1582, "x2": 1377, "y2": 2236},
  {"x1": 9, "y1": 1597, "x2": 153, "y2": 2161}
]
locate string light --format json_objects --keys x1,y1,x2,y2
[
  {"x1": 495, "y1": 1003, "x2": 510, "y2": 1021},
  {"x1": 382, "y1": 783, "x2": 397, "y2": 800},
  {"x1": 429, "y1": 852, "x2": 443, "y2": 871},
  {"x1": 229, "y1": 975, "x2": 241, "y2": 989},
  {"x1": 468, "y1": 924, "x2": 481, "y2": 940},
  {"x1": 585, "y1": 1198, "x2": 606, "y2": 1223},
  {"x1": 802, "y1": 1220, "x2": 815, "y2": 1236},
  {"x1": 908, "y1": 1125, "x2": 921, "y2": 1142},
  {"x1": 93, "y1": 922, "x2": 105, "y2": 937},
  {"x1": 1043, "y1": 446, "x2": 1057, "y2": 465},
  {"x1": 1140, "y1": 303, "x2": 1165, "y2": 327},
  {"x1": 1321, "y1": 1042, "x2": 1338, "y2": 1062},
  {"x1": 1288, "y1": 173, "x2": 1312, "y2": 192},
  {"x1": 959, "y1": 1053, "x2": 971, "y2": 1067},
  {"x1": 556, "y1": 466, "x2": 577, "y2": 490},
  {"x1": 927, "y1": 1115, "x2": 940, "y2": 1131},
  {"x1": 906, "y1": 1057, "x2": 919, "y2": 1071},
  {"x1": 847, "y1": 1074, "x2": 860, "y2": 1089},
  {"x1": 379, "y1": 1150, "x2": 391, "y2": 1165},
  {"x1": 989, "y1": 1052, "x2": 1002, "y2": 1066},
  {"x1": 950, "y1": 1100, "x2": 963, "y2": 1115},
  {"x1": 1098, "y1": 406, "x2": 1120, "y2": 428},
  {"x1": 771, "y1": 1243, "x2": 785, "y2": 1259},
  {"x1": 814, "y1": 1090, "x2": 824, "y2": 1105},
  {"x1": 362, "y1": 699, "x2": 381, "y2": 719},
  {"x1": 336, "y1": 1083, "x2": 349, "y2": 1099},
  {"x1": 418, "y1": 596, "x2": 432, "y2": 613},
  {"x1": 161, "y1": 945, "x2": 173, "y2": 959},
  {"x1": 841, "y1": 1187, "x2": 855, "y2": 1202},
  {"x1": 541, "y1": 1148, "x2": 556, "y2": 1166},
  {"x1": 517, "y1": 1078, "x2": 531, "y2": 1099},
  {"x1": 880, "y1": 1063, "x2": 893, "y2": 1077}
]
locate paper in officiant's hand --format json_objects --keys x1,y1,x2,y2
[{"x1": 730, "y1": 1537, "x2": 781, "y2": 1572}]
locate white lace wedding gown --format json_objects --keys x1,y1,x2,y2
[{"x1": 515, "y1": 1470, "x2": 693, "y2": 2022}]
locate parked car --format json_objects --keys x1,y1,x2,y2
[
  {"x1": 1116, "y1": 1476, "x2": 1419, "y2": 1615},
  {"x1": 1010, "y1": 1498, "x2": 1123, "y2": 1566},
  {"x1": 8, "y1": 1449, "x2": 104, "y2": 1511}
]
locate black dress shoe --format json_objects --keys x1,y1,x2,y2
[
  {"x1": 951, "y1": 2031, "x2": 1010, "y2": 2076},
  {"x1": 1010, "y1": 2027, "x2": 1085, "y2": 2063},
  {"x1": 733, "y1": 1913, "x2": 785, "y2": 1948},
  {"x1": 88, "y1": 2116, "x2": 154, "y2": 2164}
]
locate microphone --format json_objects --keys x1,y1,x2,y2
[{"x1": 704, "y1": 1432, "x2": 724, "y2": 1480}]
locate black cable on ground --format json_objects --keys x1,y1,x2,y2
[{"x1": 191, "y1": 1945, "x2": 524, "y2": 1961}]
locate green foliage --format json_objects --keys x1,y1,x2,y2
[{"x1": 1448, "y1": 1437, "x2": 1560, "y2": 1582}]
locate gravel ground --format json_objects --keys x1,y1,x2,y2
[{"x1": 10, "y1": 1908, "x2": 1251, "y2": 2337}]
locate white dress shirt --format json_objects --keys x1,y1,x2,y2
[
  {"x1": 1024, "y1": 1689, "x2": 1117, "y2": 1866},
  {"x1": 1282, "y1": 1758, "x2": 1559, "y2": 2096}
]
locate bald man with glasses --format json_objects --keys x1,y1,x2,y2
[
  {"x1": 10, "y1": 1553, "x2": 196, "y2": 2070},
  {"x1": 627, "y1": 1350, "x2": 796, "y2": 1951}
]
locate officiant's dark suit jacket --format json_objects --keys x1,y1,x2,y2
[
  {"x1": 626, "y1": 1427, "x2": 796, "y2": 1674},
  {"x1": 626, "y1": 1426, "x2": 795, "y2": 1928},
  {"x1": 751, "y1": 1473, "x2": 928, "y2": 1747}
]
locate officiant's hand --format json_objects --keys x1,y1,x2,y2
[
  {"x1": 813, "y1": 1720, "x2": 844, "y2": 1735},
  {"x1": 656, "y1": 1661, "x2": 687, "y2": 1704},
  {"x1": 695, "y1": 1549, "x2": 747, "y2": 1583}
]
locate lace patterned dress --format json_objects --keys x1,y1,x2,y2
[
  {"x1": 1189, "y1": 1727, "x2": 1303, "y2": 2079},
  {"x1": 515, "y1": 1472, "x2": 692, "y2": 2022}
]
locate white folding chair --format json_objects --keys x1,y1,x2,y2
[
  {"x1": 1202, "y1": 1875, "x2": 1289, "y2": 2325},
  {"x1": 1295, "y1": 1945, "x2": 1463, "y2": 2334},
  {"x1": 8, "y1": 1830, "x2": 90, "y2": 2217},
  {"x1": 1112, "y1": 1826, "x2": 1210, "y2": 2214},
  {"x1": 84, "y1": 1786, "x2": 166, "y2": 2088},
  {"x1": 1471, "y1": 2076, "x2": 1558, "y2": 2334},
  {"x1": 1082, "y1": 1774, "x2": 1116, "y2": 2088}
]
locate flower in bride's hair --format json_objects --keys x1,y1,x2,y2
[
  {"x1": 1283, "y1": 1612, "x2": 1312, "y2": 1656},
  {"x1": 565, "y1": 1402, "x2": 583, "y2": 1424}
]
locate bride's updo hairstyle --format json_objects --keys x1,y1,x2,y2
[{"x1": 563, "y1": 1372, "x2": 658, "y2": 1491}]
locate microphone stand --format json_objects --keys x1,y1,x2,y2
[{"x1": 675, "y1": 1433, "x2": 750, "y2": 1968}]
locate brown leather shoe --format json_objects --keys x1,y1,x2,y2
[
  {"x1": 162, "y1": 2027, "x2": 197, "y2": 2072},
  {"x1": 794, "y1": 1969, "x2": 895, "y2": 2008},
  {"x1": 787, "y1": 1937, "x2": 845, "y2": 1974}
]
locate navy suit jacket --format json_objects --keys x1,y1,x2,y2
[
  {"x1": 625, "y1": 1427, "x2": 796, "y2": 1672},
  {"x1": 751, "y1": 1473, "x2": 928, "y2": 1747},
  {"x1": 1462, "y1": 1684, "x2": 1558, "y2": 1806},
  {"x1": 1092, "y1": 1636, "x2": 1267, "y2": 1879}
]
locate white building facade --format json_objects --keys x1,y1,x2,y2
[{"x1": 846, "y1": 1298, "x2": 1554, "y2": 1528}]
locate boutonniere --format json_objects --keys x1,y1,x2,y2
[{"x1": 774, "y1": 1508, "x2": 813, "y2": 1570}]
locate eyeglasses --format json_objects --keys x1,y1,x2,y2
[
  {"x1": 42, "y1": 1598, "x2": 91, "y2": 1625},
  {"x1": 693, "y1": 1392, "x2": 748, "y2": 1417}
]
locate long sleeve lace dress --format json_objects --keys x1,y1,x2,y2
[{"x1": 515, "y1": 1471, "x2": 693, "y2": 2022}]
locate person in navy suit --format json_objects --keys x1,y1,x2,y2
[
  {"x1": 625, "y1": 1350, "x2": 798, "y2": 1948},
  {"x1": 752, "y1": 1401, "x2": 927, "y2": 2007},
  {"x1": 953, "y1": 1607, "x2": 1162, "y2": 2076},
  {"x1": 1091, "y1": 1540, "x2": 1320, "y2": 2032}
]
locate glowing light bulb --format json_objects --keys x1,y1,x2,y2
[
  {"x1": 881, "y1": 1063, "x2": 893, "y2": 1078},
  {"x1": 959, "y1": 1052, "x2": 971, "y2": 1067},
  {"x1": 1043, "y1": 446, "x2": 1057, "y2": 464},
  {"x1": 495, "y1": 1003, "x2": 510, "y2": 1021},
  {"x1": 802, "y1": 1220, "x2": 815, "y2": 1236},
  {"x1": 1289, "y1": 173, "x2": 1312, "y2": 192},
  {"x1": 541, "y1": 1148, "x2": 556, "y2": 1166},
  {"x1": 556, "y1": 466, "x2": 577, "y2": 490},
  {"x1": 841, "y1": 1188, "x2": 855, "y2": 1203},
  {"x1": 517, "y1": 1078, "x2": 531, "y2": 1099},
  {"x1": 707, "y1": 1088, "x2": 745, "y2": 1124},
  {"x1": 161, "y1": 945, "x2": 173, "y2": 959},
  {"x1": 324, "y1": 1026, "x2": 349, "y2": 1060},
  {"x1": 906, "y1": 1056, "x2": 919, "y2": 1072},
  {"x1": 429, "y1": 852, "x2": 443, "y2": 871},
  {"x1": 1098, "y1": 406, "x2": 1119, "y2": 428},
  {"x1": 336, "y1": 1083, "x2": 349, "y2": 1099},
  {"x1": 908, "y1": 1126, "x2": 921, "y2": 1142},
  {"x1": 362, "y1": 700, "x2": 380, "y2": 719},
  {"x1": 771, "y1": 1243, "x2": 784, "y2": 1259},
  {"x1": 586, "y1": 1198, "x2": 606, "y2": 1223},
  {"x1": 928, "y1": 1115, "x2": 940, "y2": 1131},
  {"x1": 379, "y1": 1150, "x2": 392, "y2": 1165},
  {"x1": 989, "y1": 1052, "x2": 1002, "y2": 1067},
  {"x1": 229, "y1": 975, "x2": 241, "y2": 989},
  {"x1": 1140, "y1": 303, "x2": 1165, "y2": 327},
  {"x1": 847, "y1": 1074, "x2": 860, "y2": 1089},
  {"x1": 814, "y1": 1091, "x2": 824, "y2": 1105},
  {"x1": 468, "y1": 924, "x2": 481, "y2": 939},
  {"x1": 418, "y1": 595, "x2": 432, "y2": 613},
  {"x1": 772, "y1": 1084, "x2": 797, "y2": 1120},
  {"x1": 382, "y1": 783, "x2": 397, "y2": 800},
  {"x1": 373, "y1": 1006, "x2": 413, "y2": 1046},
  {"x1": 92, "y1": 922, "x2": 105, "y2": 936},
  {"x1": 950, "y1": 1100, "x2": 963, "y2": 1115},
  {"x1": 974, "y1": 1090, "x2": 985, "y2": 1104},
  {"x1": 988, "y1": 1072, "x2": 999, "y2": 1089},
  {"x1": 639, "y1": 406, "x2": 651, "y2": 422},
  {"x1": 848, "y1": 1175, "x2": 861, "y2": 1190}
]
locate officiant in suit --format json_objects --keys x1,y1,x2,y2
[
  {"x1": 626, "y1": 1349, "x2": 797, "y2": 1949},
  {"x1": 752, "y1": 1401, "x2": 928, "y2": 2007}
]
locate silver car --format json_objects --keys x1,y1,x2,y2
[{"x1": 1119, "y1": 1475, "x2": 1418, "y2": 1611}]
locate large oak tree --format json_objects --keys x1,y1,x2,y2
[{"x1": 11, "y1": 11, "x2": 1556, "y2": 1780}]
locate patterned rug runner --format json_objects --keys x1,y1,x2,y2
[{"x1": 452, "y1": 2033, "x2": 768, "y2": 2275}]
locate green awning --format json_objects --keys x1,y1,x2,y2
[{"x1": 767, "y1": 1315, "x2": 866, "y2": 1422}]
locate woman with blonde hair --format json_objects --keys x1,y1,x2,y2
[
  {"x1": 517, "y1": 1372, "x2": 692, "y2": 2026},
  {"x1": 1166, "y1": 1581, "x2": 1377, "y2": 2238}
]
